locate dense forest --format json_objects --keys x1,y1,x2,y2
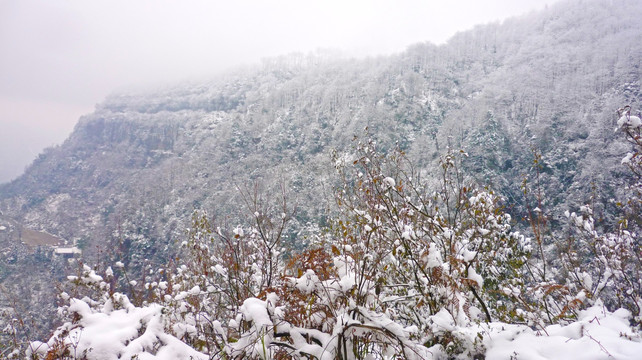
[{"x1": 1, "y1": 0, "x2": 641, "y2": 358}]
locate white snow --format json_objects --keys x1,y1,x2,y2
[
  {"x1": 383, "y1": 176, "x2": 395, "y2": 188},
  {"x1": 188, "y1": 285, "x2": 201, "y2": 295},
  {"x1": 467, "y1": 267, "x2": 484, "y2": 288},
  {"x1": 425, "y1": 242, "x2": 443, "y2": 268},
  {"x1": 28, "y1": 298, "x2": 208, "y2": 360},
  {"x1": 462, "y1": 246, "x2": 477, "y2": 262},
  {"x1": 233, "y1": 225, "x2": 244, "y2": 237},
  {"x1": 485, "y1": 302, "x2": 642, "y2": 360},
  {"x1": 31, "y1": 287, "x2": 642, "y2": 360},
  {"x1": 339, "y1": 273, "x2": 356, "y2": 292},
  {"x1": 290, "y1": 269, "x2": 320, "y2": 294},
  {"x1": 240, "y1": 297, "x2": 274, "y2": 328},
  {"x1": 618, "y1": 114, "x2": 642, "y2": 129},
  {"x1": 622, "y1": 152, "x2": 634, "y2": 165},
  {"x1": 429, "y1": 308, "x2": 457, "y2": 333}
]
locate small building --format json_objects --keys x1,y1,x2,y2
[{"x1": 54, "y1": 246, "x2": 82, "y2": 258}]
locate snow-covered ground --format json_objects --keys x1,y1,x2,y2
[
  {"x1": 28, "y1": 296, "x2": 642, "y2": 360},
  {"x1": 485, "y1": 302, "x2": 642, "y2": 359}
]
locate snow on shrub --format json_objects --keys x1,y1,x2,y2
[{"x1": 26, "y1": 127, "x2": 642, "y2": 359}]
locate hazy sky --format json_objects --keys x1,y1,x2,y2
[{"x1": 0, "y1": 0, "x2": 559, "y2": 183}]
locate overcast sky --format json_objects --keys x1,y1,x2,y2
[{"x1": 0, "y1": 0, "x2": 559, "y2": 183}]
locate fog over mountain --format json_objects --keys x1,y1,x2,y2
[
  {"x1": 1, "y1": 0, "x2": 641, "y2": 358},
  {"x1": 0, "y1": 0, "x2": 557, "y2": 184}
]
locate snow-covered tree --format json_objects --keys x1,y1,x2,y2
[{"x1": 554, "y1": 106, "x2": 642, "y2": 324}]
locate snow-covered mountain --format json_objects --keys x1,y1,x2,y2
[{"x1": 1, "y1": 0, "x2": 641, "y2": 354}]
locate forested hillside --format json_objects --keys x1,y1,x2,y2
[{"x1": 1, "y1": 0, "x2": 641, "y2": 357}]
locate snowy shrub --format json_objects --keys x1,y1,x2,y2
[
  {"x1": 517, "y1": 148, "x2": 586, "y2": 327},
  {"x1": 516, "y1": 106, "x2": 642, "y2": 328},
  {"x1": 616, "y1": 106, "x2": 642, "y2": 231},
  {"x1": 552, "y1": 106, "x2": 642, "y2": 325},
  {"x1": 152, "y1": 183, "x2": 295, "y2": 354},
  {"x1": 27, "y1": 265, "x2": 208, "y2": 359},
  {"x1": 560, "y1": 206, "x2": 641, "y2": 324},
  {"x1": 327, "y1": 138, "x2": 531, "y2": 357}
]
